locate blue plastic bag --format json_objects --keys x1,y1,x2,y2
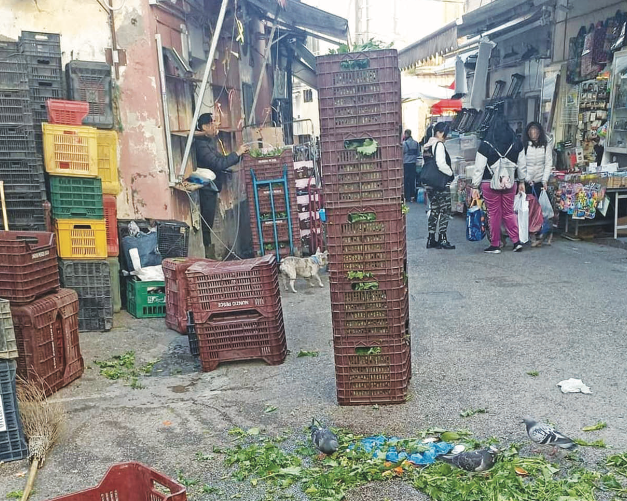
[{"x1": 466, "y1": 199, "x2": 486, "y2": 241}]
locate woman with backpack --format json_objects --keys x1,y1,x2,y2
[
  {"x1": 423, "y1": 122, "x2": 455, "y2": 250},
  {"x1": 523, "y1": 121, "x2": 553, "y2": 246},
  {"x1": 471, "y1": 116, "x2": 527, "y2": 254}
]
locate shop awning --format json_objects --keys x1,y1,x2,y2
[
  {"x1": 399, "y1": 21, "x2": 459, "y2": 70},
  {"x1": 247, "y1": 0, "x2": 349, "y2": 43},
  {"x1": 431, "y1": 99, "x2": 462, "y2": 115}
]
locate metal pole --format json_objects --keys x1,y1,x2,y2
[
  {"x1": 155, "y1": 34, "x2": 176, "y2": 185},
  {"x1": 177, "y1": 0, "x2": 230, "y2": 180},
  {"x1": 248, "y1": 8, "x2": 280, "y2": 126}
]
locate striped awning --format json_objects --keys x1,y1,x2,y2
[{"x1": 398, "y1": 21, "x2": 458, "y2": 70}]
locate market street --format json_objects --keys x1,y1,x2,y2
[{"x1": 2, "y1": 207, "x2": 627, "y2": 500}]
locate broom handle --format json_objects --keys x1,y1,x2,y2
[
  {"x1": 21, "y1": 458, "x2": 39, "y2": 501},
  {"x1": 0, "y1": 181, "x2": 8, "y2": 231}
]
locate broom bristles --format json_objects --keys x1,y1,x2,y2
[{"x1": 16, "y1": 377, "x2": 66, "y2": 464}]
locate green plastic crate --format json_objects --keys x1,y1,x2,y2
[
  {"x1": 127, "y1": 279, "x2": 166, "y2": 318},
  {"x1": 49, "y1": 175, "x2": 104, "y2": 219},
  {"x1": 107, "y1": 257, "x2": 121, "y2": 313}
]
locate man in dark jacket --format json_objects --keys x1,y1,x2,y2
[
  {"x1": 195, "y1": 113, "x2": 249, "y2": 251},
  {"x1": 403, "y1": 129, "x2": 421, "y2": 202}
]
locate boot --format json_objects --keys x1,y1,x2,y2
[
  {"x1": 426, "y1": 233, "x2": 441, "y2": 249},
  {"x1": 438, "y1": 235, "x2": 456, "y2": 250}
]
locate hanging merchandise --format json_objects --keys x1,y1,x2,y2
[
  {"x1": 577, "y1": 78, "x2": 610, "y2": 164},
  {"x1": 592, "y1": 21, "x2": 609, "y2": 65},
  {"x1": 581, "y1": 25, "x2": 602, "y2": 80},
  {"x1": 556, "y1": 179, "x2": 606, "y2": 219},
  {"x1": 568, "y1": 27, "x2": 587, "y2": 84},
  {"x1": 611, "y1": 11, "x2": 626, "y2": 53}
]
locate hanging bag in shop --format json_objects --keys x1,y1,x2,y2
[
  {"x1": 466, "y1": 197, "x2": 486, "y2": 242},
  {"x1": 420, "y1": 142, "x2": 452, "y2": 192},
  {"x1": 485, "y1": 142, "x2": 515, "y2": 191}
]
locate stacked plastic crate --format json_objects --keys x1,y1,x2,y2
[
  {"x1": 0, "y1": 37, "x2": 48, "y2": 231},
  {"x1": 316, "y1": 49, "x2": 410, "y2": 406},
  {"x1": 185, "y1": 255, "x2": 287, "y2": 371},
  {"x1": 0, "y1": 231, "x2": 84, "y2": 399},
  {"x1": 244, "y1": 150, "x2": 301, "y2": 260}
]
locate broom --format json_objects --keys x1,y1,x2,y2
[{"x1": 17, "y1": 379, "x2": 66, "y2": 501}]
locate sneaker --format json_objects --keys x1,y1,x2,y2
[
  {"x1": 484, "y1": 246, "x2": 501, "y2": 254},
  {"x1": 512, "y1": 242, "x2": 523, "y2": 252}
]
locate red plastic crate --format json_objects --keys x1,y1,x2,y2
[
  {"x1": 11, "y1": 288, "x2": 84, "y2": 396},
  {"x1": 334, "y1": 336, "x2": 410, "y2": 406},
  {"x1": 321, "y1": 130, "x2": 402, "y2": 165},
  {"x1": 319, "y1": 92, "x2": 400, "y2": 136},
  {"x1": 0, "y1": 231, "x2": 59, "y2": 304},
  {"x1": 44, "y1": 462, "x2": 187, "y2": 501},
  {"x1": 196, "y1": 311, "x2": 287, "y2": 372},
  {"x1": 242, "y1": 149, "x2": 295, "y2": 180},
  {"x1": 46, "y1": 99, "x2": 90, "y2": 125},
  {"x1": 103, "y1": 195, "x2": 118, "y2": 257},
  {"x1": 163, "y1": 257, "x2": 207, "y2": 334},
  {"x1": 186, "y1": 255, "x2": 282, "y2": 323}
]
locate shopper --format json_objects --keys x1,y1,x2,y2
[
  {"x1": 403, "y1": 129, "x2": 420, "y2": 202},
  {"x1": 523, "y1": 121, "x2": 553, "y2": 246},
  {"x1": 423, "y1": 122, "x2": 455, "y2": 250},
  {"x1": 472, "y1": 116, "x2": 527, "y2": 254},
  {"x1": 195, "y1": 112, "x2": 249, "y2": 253}
]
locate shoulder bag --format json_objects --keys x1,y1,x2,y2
[{"x1": 420, "y1": 142, "x2": 453, "y2": 192}]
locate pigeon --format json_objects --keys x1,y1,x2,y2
[
  {"x1": 439, "y1": 447, "x2": 498, "y2": 472},
  {"x1": 310, "y1": 419, "x2": 339, "y2": 456},
  {"x1": 522, "y1": 417, "x2": 577, "y2": 454}
]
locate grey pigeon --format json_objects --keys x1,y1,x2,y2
[
  {"x1": 439, "y1": 447, "x2": 497, "y2": 472},
  {"x1": 522, "y1": 417, "x2": 577, "y2": 452},
  {"x1": 310, "y1": 419, "x2": 339, "y2": 455}
]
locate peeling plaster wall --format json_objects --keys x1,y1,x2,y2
[{"x1": 1, "y1": 0, "x2": 201, "y2": 255}]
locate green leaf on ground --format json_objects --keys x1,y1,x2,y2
[
  {"x1": 460, "y1": 408, "x2": 488, "y2": 418},
  {"x1": 574, "y1": 438, "x2": 608, "y2": 448},
  {"x1": 264, "y1": 405, "x2": 278, "y2": 413},
  {"x1": 527, "y1": 371, "x2": 540, "y2": 376},
  {"x1": 6, "y1": 492, "x2": 23, "y2": 499},
  {"x1": 297, "y1": 350, "x2": 319, "y2": 358},
  {"x1": 582, "y1": 421, "x2": 607, "y2": 432}
]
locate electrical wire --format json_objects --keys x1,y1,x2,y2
[{"x1": 94, "y1": 0, "x2": 127, "y2": 12}]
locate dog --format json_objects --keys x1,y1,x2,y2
[{"x1": 279, "y1": 248, "x2": 328, "y2": 293}]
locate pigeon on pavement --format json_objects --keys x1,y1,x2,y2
[
  {"x1": 522, "y1": 417, "x2": 577, "y2": 453},
  {"x1": 439, "y1": 447, "x2": 497, "y2": 472},
  {"x1": 310, "y1": 418, "x2": 339, "y2": 456}
]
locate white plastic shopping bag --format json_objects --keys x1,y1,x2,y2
[
  {"x1": 514, "y1": 192, "x2": 529, "y2": 243},
  {"x1": 538, "y1": 189, "x2": 554, "y2": 219}
]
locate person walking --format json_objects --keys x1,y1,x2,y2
[
  {"x1": 403, "y1": 129, "x2": 420, "y2": 202},
  {"x1": 471, "y1": 116, "x2": 527, "y2": 254},
  {"x1": 523, "y1": 121, "x2": 553, "y2": 246},
  {"x1": 423, "y1": 122, "x2": 455, "y2": 250}
]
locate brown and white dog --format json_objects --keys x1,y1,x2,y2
[{"x1": 279, "y1": 248, "x2": 328, "y2": 293}]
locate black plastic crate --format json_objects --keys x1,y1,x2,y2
[
  {"x1": 0, "y1": 124, "x2": 36, "y2": 156},
  {"x1": 66, "y1": 60, "x2": 113, "y2": 129},
  {"x1": 58, "y1": 260, "x2": 113, "y2": 332},
  {"x1": 18, "y1": 31, "x2": 61, "y2": 57},
  {"x1": 1, "y1": 159, "x2": 45, "y2": 195},
  {"x1": 5, "y1": 191, "x2": 47, "y2": 231},
  {"x1": 25, "y1": 54, "x2": 63, "y2": 82},
  {"x1": 156, "y1": 220, "x2": 189, "y2": 258},
  {"x1": 0, "y1": 40, "x2": 19, "y2": 58},
  {"x1": 187, "y1": 312, "x2": 199, "y2": 356},
  {"x1": 0, "y1": 89, "x2": 33, "y2": 125},
  {"x1": 0, "y1": 57, "x2": 29, "y2": 91},
  {"x1": 0, "y1": 359, "x2": 29, "y2": 463}
]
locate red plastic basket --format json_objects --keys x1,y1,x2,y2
[
  {"x1": 45, "y1": 99, "x2": 90, "y2": 126},
  {"x1": 186, "y1": 255, "x2": 283, "y2": 323},
  {"x1": 11, "y1": 288, "x2": 83, "y2": 396},
  {"x1": 0, "y1": 231, "x2": 59, "y2": 304},
  {"x1": 242, "y1": 149, "x2": 295, "y2": 180},
  {"x1": 44, "y1": 462, "x2": 187, "y2": 501},
  {"x1": 334, "y1": 336, "x2": 410, "y2": 406},
  {"x1": 103, "y1": 195, "x2": 118, "y2": 257},
  {"x1": 163, "y1": 257, "x2": 207, "y2": 334},
  {"x1": 196, "y1": 311, "x2": 287, "y2": 372}
]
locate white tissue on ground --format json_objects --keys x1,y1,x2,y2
[{"x1": 557, "y1": 378, "x2": 592, "y2": 394}]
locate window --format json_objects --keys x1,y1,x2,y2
[{"x1": 303, "y1": 89, "x2": 313, "y2": 103}]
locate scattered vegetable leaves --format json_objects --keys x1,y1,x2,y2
[
  {"x1": 347, "y1": 271, "x2": 374, "y2": 280},
  {"x1": 460, "y1": 408, "x2": 488, "y2": 418},
  {"x1": 248, "y1": 147, "x2": 288, "y2": 158},
  {"x1": 574, "y1": 438, "x2": 608, "y2": 448},
  {"x1": 402, "y1": 203, "x2": 409, "y2": 215},
  {"x1": 348, "y1": 212, "x2": 376, "y2": 223},
  {"x1": 6, "y1": 492, "x2": 23, "y2": 499},
  {"x1": 297, "y1": 350, "x2": 319, "y2": 358},
  {"x1": 264, "y1": 405, "x2": 278, "y2": 414},
  {"x1": 93, "y1": 352, "x2": 158, "y2": 389},
  {"x1": 352, "y1": 281, "x2": 379, "y2": 291},
  {"x1": 582, "y1": 422, "x2": 607, "y2": 432},
  {"x1": 526, "y1": 371, "x2": 540, "y2": 376}
]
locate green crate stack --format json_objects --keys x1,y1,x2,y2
[
  {"x1": 126, "y1": 278, "x2": 166, "y2": 319},
  {"x1": 48, "y1": 176, "x2": 104, "y2": 219}
]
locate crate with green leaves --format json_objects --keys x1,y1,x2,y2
[
  {"x1": 49, "y1": 176, "x2": 104, "y2": 219},
  {"x1": 127, "y1": 279, "x2": 166, "y2": 319}
]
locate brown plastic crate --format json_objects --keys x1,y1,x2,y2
[
  {"x1": 11, "y1": 288, "x2": 84, "y2": 396},
  {"x1": 242, "y1": 149, "x2": 294, "y2": 179},
  {"x1": 319, "y1": 92, "x2": 400, "y2": 136},
  {"x1": 186, "y1": 255, "x2": 283, "y2": 323},
  {"x1": 0, "y1": 231, "x2": 60, "y2": 304},
  {"x1": 196, "y1": 312, "x2": 287, "y2": 372},
  {"x1": 321, "y1": 130, "x2": 402, "y2": 165},
  {"x1": 316, "y1": 49, "x2": 399, "y2": 78},
  {"x1": 163, "y1": 257, "x2": 207, "y2": 334},
  {"x1": 44, "y1": 461, "x2": 188, "y2": 501},
  {"x1": 334, "y1": 336, "x2": 410, "y2": 406}
]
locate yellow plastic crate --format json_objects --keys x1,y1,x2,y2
[
  {"x1": 97, "y1": 130, "x2": 121, "y2": 195},
  {"x1": 55, "y1": 219, "x2": 108, "y2": 259},
  {"x1": 43, "y1": 123, "x2": 98, "y2": 177}
]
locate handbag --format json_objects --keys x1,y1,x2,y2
[
  {"x1": 466, "y1": 197, "x2": 486, "y2": 241},
  {"x1": 514, "y1": 192, "x2": 529, "y2": 243},
  {"x1": 485, "y1": 142, "x2": 516, "y2": 191},
  {"x1": 420, "y1": 142, "x2": 453, "y2": 192}
]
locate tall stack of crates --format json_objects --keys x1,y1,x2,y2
[
  {"x1": 0, "y1": 36, "x2": 48, "y2": 231},
  {"x1": 316, "y1": 49, "x2": 410, "y2": 406},
  {"x1": 44, "y1": 95, "x2": 119, "y2": 331},
  {"x1": 0, "y1": 231, "x2": 84, "y2": 399},
  {"x1": 244, "y1": 150, "x2": 301, "y2": 260},
  {"x1": 185, "y1": 255, "x2": 287, "y2": 371}
]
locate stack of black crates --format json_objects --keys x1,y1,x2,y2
[
  {"x1": 0, "y1": 31, "x2": 65, "y2": 231},
  {"x1": 316, "y1": 49, "x2": 410, "y2": 406}
]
